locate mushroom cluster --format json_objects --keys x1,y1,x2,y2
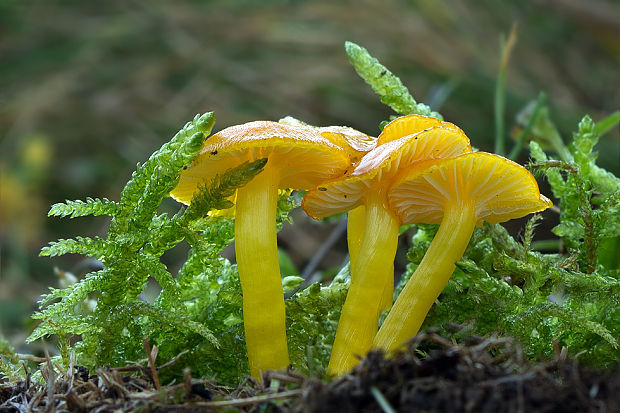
[
  {"x1": 172, "y1": 114, "x2": 551, "y2": 379},
  {"x1": 303, "y1": 115, "x2": 472, "y2": 375}
]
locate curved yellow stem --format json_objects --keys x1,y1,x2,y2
[
  {"x1": 372, "y1": 202, "x2": 477, "y2": 352},
  {"x1": 235, "y1": 164, "x2": 289, "y2": 379},
  {"x1": 328, "y1": 191, "x2": 399, "y2": 375}
]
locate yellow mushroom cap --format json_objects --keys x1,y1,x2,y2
[
  {"x1": 317, "y1": 126, "x2": 377, "y2": 163},
  {"x1": 377, "y1": 114, "x2": 464, "y2": 145},
  {"x1": 302, "y1": 126, "x2": 472, "y2": 220},
  {"x1": 389, "y1": 152, "x2": 553, "y2": 225},
  {"x1": 171, "y1": 121, "x2": 351, "y2": 205},
  {"x1": 278, "y1": 116, "x2": 376, "y2": 162}
]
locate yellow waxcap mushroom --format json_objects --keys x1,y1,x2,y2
[
  {"x1": 372, "y1": 152, "x2": 552, "y2": 353},
  {"x1": 377, "y1": 114, "x2": 464, "y2": 145},
  {"x1": 276, "y1": 117, "x2": 378, "y2": 266},
  {"x1": 302, "y1": 125, "x2": 472, "y2": 376},
  {"x1": 323, "y1": 116, "x2": 452, "y2": 317},
  {"x1": 307, "y1": 124, "x2": 378, "y2": 313},
  {"x1": 313, "y1": 125, "x2": 377, "y2": 278},
  {"x1": 171, "y1": 120, "x2": 350, "y2": 380}
]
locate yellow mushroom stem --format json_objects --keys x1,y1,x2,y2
[
  {"x1": 347, "y1": 205, "x2": 394, "y2": 313},
  {"x1": 234, "y1": 163, "x2": 290, "y2": 379},
  {"x1": 328, "y1": 190, "x2": 399, "y2": 375},
  {"x1": 372, "y1": 201, "x2": 477, "y2": 352},
  {"x1": 346, "y1": 205, "x2": 365, "y2": 269}
]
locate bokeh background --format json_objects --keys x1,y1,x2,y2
[{"x1": 1, "y1": 0, "x2": 619, "y2": 351}]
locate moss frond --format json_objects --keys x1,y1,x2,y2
[
  {"x1": 286, "y1": 280, "x2": 348, "y2": 375},
  {"x1": 48, "y1": 197, "x2": 119, "y2": 218},
  {"x1": 40, "y1": 237, "x2": 110, "y2": 259},
  {"x1": 345, "y1": 41, "x2": 442, "y2": 119},
  {"x1": 0, "y1": 334, "x2": 21, "y2": 382},
  {"x1": 182, "y1": 158, "x2": 268, "y2": 223}
]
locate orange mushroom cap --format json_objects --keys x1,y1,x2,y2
[
  {"x1": 302, "y1": 126, "x2": 472, "y2": 220},
  {"x1": 388, "y1": 152, "x2": 553, "y2": 225},
  {"x1": 171, "y1": 121, "x2": 351, "y2": 205},
  {"x1": 377, "y1": 114, "x2": 464, "y2": 145}
]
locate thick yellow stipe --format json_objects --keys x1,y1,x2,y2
[
  {"x1": 235, "y1": 165, "x2": 289, "y2": 379},
  {"x1": 328, "y1": 191, "x2": 399, "y2": 375},
  {"x1": 372, "y1": 203, "x2": 477, "y2": 352},
  {"x1": 348, "y1": 205, "x2": 394, "y2": 313}
]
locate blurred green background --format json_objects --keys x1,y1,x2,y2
[{"x1": 1, "y1": 0, "x2": 619, "y2": 350}]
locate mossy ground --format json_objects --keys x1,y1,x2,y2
[{"x1": 2, "y1": 332, "x2": 618, "y2": 412}]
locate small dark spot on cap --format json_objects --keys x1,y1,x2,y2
[
  {"x1": 318, "y1": 187, "x2": 327, "y2": 192},
  {"x1": 210, "y1": 150, "x2": 218, "y2": 155}
]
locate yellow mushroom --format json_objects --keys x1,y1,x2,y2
[
  {"x1": 317, "y1": 125, "x2": 377, "y2": 163},
  {"x1": 372, "y1": 152, "x2": 552, "y2": 352},
  {"x1": 315, "y1": 125, "x2": 377, "y2": 280},
  {"x1": 278, "y1": 116, "x2": 380, "y2": 281},
  {"x1": 345, "y1": 114, "x2": 462, "y2": 275},
  {"x1": 302, "y1": 125, "x2": 472, "y2": 375},
  {"x1": 171, "y1": 121, "x2": 350, "y2": 379},
  {"x1": 376, "y1": 114, "x2": 464, "y2": 145}
]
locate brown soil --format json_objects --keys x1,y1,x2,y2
[{"x1": 1, "y1": 333, "x2": 618, "y2": 412}]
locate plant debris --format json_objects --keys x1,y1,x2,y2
[
  {"x1": 2, "y1": 333, "x2": 618, "y2": 412},
  {"x1": 299, "y1": 332, "x2": 620, "y2": 412}
]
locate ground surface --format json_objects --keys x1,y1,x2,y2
[{"x1": 2, "y1": 333, "x2": 618, "y2": 412}]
